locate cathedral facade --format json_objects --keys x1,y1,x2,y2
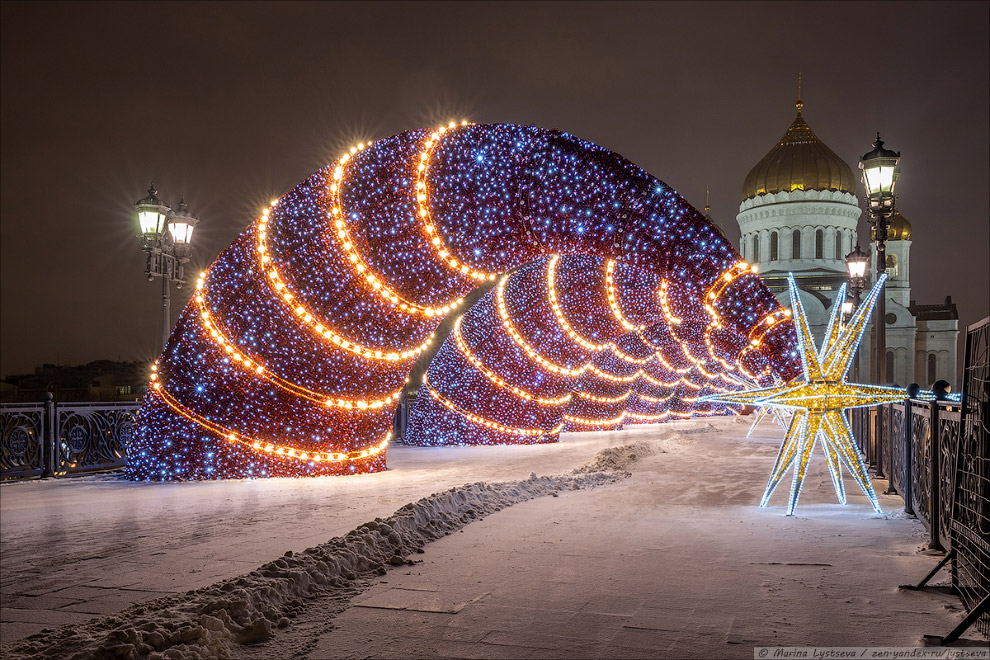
[{"x1": 735, "y1": 99, "x2": 959, "y2": 388}]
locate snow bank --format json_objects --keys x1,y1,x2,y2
[
  {"x1": 1, "y1": 437, "x2": 670, "y2": 660},
  {"x1": 571, "y1": 432, "x2": 690, "y2": 473}
]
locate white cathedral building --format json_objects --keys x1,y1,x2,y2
[{"x1": 734, "y1": 98, "x2": 959, "y2": 388}]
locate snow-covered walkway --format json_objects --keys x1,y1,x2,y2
[
  {"x1": 1, "y1": 418, "x2": 976, "y2": 658},
  {"x1": 1, "y1": 422, "x2": 643, "y2": 644}
]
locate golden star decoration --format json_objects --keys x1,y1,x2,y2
[{"x1": 704, "y1": 273, "x2": 905, "y2": 515}]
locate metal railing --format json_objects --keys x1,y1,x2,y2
[
  {"x1": 866, "y1": 315, "x2": 989, "y2": 640},
  {"x1": 1, "y1": 395, "x2": 140, "y2": 480}
]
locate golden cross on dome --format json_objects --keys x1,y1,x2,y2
[
  {"x1": 796, "y1": 72, "x2": 803, "y2": 113},
  {"x1": 704, "y1": 273, "x2": 905, "y2": 515}
]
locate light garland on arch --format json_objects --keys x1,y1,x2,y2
[
  {"x1": 451, "y1": 315, "x2": 572, "y2": 406},
  {"x1": 414, "y1": 122, "x2": 498, "y2": 283},
  {"x1": 149, "y1": 377, "x2": 390, "y2": 464},
  {"x1": 327, "y1": 143, "x2": 466, "y2": 319},
  {"x1": 496, "y1": 277, "x2": 589, "y2": 377},
  {"x1": 548, "y1": 255, "x2": 610, "y2": 351},
  {"x1": 129, "y1": 123, "x2": 798, "y2": 478},
  {"x1": 193, "y1": 290, "x2": 403, "y2": 410},
  {"x1": 408, "y1": 253, "x2": 795, "y2": 445},
  {"x1": 606, "y1": 259, "x2": 643, "y2": 331},
  {"x1": 422, "y1": 377, "x2": 563, "y2": 437}
]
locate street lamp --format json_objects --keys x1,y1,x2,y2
[
  {"x1": 844, "y1": 242, "x2": 870, "y2": 331},
  {"x1": 135, "y1": 184, "x2": 169, "y2": 246},
  {"x1": 859, "y1": 134, "x2": 900, "y2": 386},
  {"x1": 134, "y1": 184, "x2": 199, "y2": 352},
  {"x1": 859, "y1": 134, "x2": 901, "y2": 488},
  {"x1": 844, "y1": 241, "x2": 870, "y2": 458}
]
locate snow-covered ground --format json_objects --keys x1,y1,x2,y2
[{"x1": 1, "y1": 418, "x2": 981, "y2": 659}]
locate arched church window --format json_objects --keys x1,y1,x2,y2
[
  {"x1": 815, "y1": 229, "x2": 823, "y2": 258},
  {"x1": 886, "y1": 350, "x2": 895, "y2": 384},
  {"x1": 753, "y1": 235, "x2": 760, "y2": 262},
  {"x1": 792, "y1": 230, "x2": 802, "y2": 259},
  {"x1": 885, "y1": 254, "x2": 898, "y2": 278},
  {"x1": 927, "y1": 353, "x2": 937, "y2": 385},
  {"x1": 835, "y1": 230, "x2": 842, "y2": 260},
  {"x1": 770, "y1": 232, "x2": 778, "y2": 260}
]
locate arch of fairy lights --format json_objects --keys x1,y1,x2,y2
[
  {"x1": 406, "y1": 254, "x2": 792, "y2": 445},
  {"x1": 127, "y1": 122, "x2": 799, "y2": 481}
]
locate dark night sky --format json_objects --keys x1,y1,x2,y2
[{"x1": 2, "y1": 1, "x2": 987, "y2": 377}]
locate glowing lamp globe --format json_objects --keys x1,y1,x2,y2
[
  {"x1": 859, "y1": 134, "x2": 901, "y2": 213},
  {"x1": 134, "y1": 184, "x2": 170, "y2": 240},
  {"x1": 844, "y1": 243, "x2": 869, "y2": 281},
  {"x1": 166, "y1": 198, "x2": 198, "y2": 246}
]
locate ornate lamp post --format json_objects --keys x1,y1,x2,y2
[
  {"x1": 134, "y1": 184, "x2": 199, "y2": 352},
  {"x1": 859, "y1": 134, "x2": 901, "y2": 383},
  {"x1": 844, "y1": 242, "x2": 870, "y2": 381},
  {"x1": 844, "y1": 241, "x2": 871, "y2": 458},
  {"x1": 859, "y1": 134, "x2": 901, "y2": 486}
]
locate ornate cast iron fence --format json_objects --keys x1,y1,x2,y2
[
  {"x1": 896, "y1": 316, "x2": 989, "y2": 641},
  {"x1": 0, "y1": 401, "x2": 50, "y2": 479},
  {"x1": 1, "y1": 395, "x2": 139, "y2": 480},
  {"x1": 951, "y1": 316, "x2": 989, "y2": 637},
  {"x1": 888, "y1": 400, "x2": 954, "y2": 552}
]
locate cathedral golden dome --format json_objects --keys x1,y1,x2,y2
[
  {"x1": 742, "y1": 101, "x2": 858, "y2": 202},
  {"x1": 871, "y1": 212, "x2": 912, "y2": 241}
]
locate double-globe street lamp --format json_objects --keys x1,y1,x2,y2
[
  {"x1": 844, "y1": 242, "x2": 870, "y2": 382},
  {"x1": 134, "y1": 184, "x2": 199, "y2": 352},
  {"x1": 844, "y1": 242, "x2": 870, "y2": 461},
  {"x1": 858, "y1": 133, "x2": 901, "y2": 486}
]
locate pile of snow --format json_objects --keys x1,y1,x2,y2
[
  {"x1": 2, "y1": 438, "x2": 671, "y2": 660},
  {"x1": 572, "y1": 433, "x2": 683, "y2": 474}
]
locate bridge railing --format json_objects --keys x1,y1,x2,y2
[
  {"x1": 856, "y1": 316, "x2": 989, "y2": 639},
  {"x1": 1, "y1": 395, "x2": 139, "y2": 480}
]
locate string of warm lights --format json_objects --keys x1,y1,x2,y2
[
  {"x1": 193, "y1": 291, "x2": 404, "y2": 409},
  {"x1": 150, "y1": 379, "x2": 390, "y2": 464},
  {"x1": 258, "y1": 207, "x2": 434, "y2": 359},
  {"x1": 658, "y1": 280, "x2": 682, "y2": 325},
  {"x1": 422, "y1": 378, "x2": 563, "y2": 437},
  {"x1": 415, "y1": 122, "x2": 498, "y2": 283},
  {"x1": 451, "y1": 315, "x2": 573, "y2": 406},
  {"x1": 327, "y1": 144, "x2": 467, "y2": 318},
  {"x1": 547, "y1": 255, "x2": 610, "y2": 351},
  {"x1": 563, "y1": 411, "x2": 628, "y2": 427},
  {"x1": 575, "y1": 389, "x2": 632, "y2": 404},
  {"x1": 606, "y1": 259, "x2": 643, "y2": 331},
  {"x1": 496, "y1": 277, "x2": 590, "y2": 377}
]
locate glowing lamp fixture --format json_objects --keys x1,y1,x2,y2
[
  {"x1": 859, "y1": 134, "x2": 901, "y2": 214},
  {"x1": 845, "y1": 243, "x2": 869, "y2": 281},
  {"x1": 133, "y1": 182, "x2": 201, "y2": 352},
  {"x1": 135, "y1": 184, "x2": 170, "y2": 238},
  {"x1": 166, "y1": 198, "x2": 199, "y2": 246}
]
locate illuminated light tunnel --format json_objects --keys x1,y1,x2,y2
[
  {"x1": 406, "y1": 254, "x2": 789, "y2": 446},
  {"x1": 127, "y1": 123, "x2": 799, "y2": 481}
]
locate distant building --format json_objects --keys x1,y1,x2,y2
[
  {"x1": 0, "y1": 360, "x2": 149, "y2": 403},
  {"x1": 735, "y1": 97, "x2": 959, "y2": 387}
]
